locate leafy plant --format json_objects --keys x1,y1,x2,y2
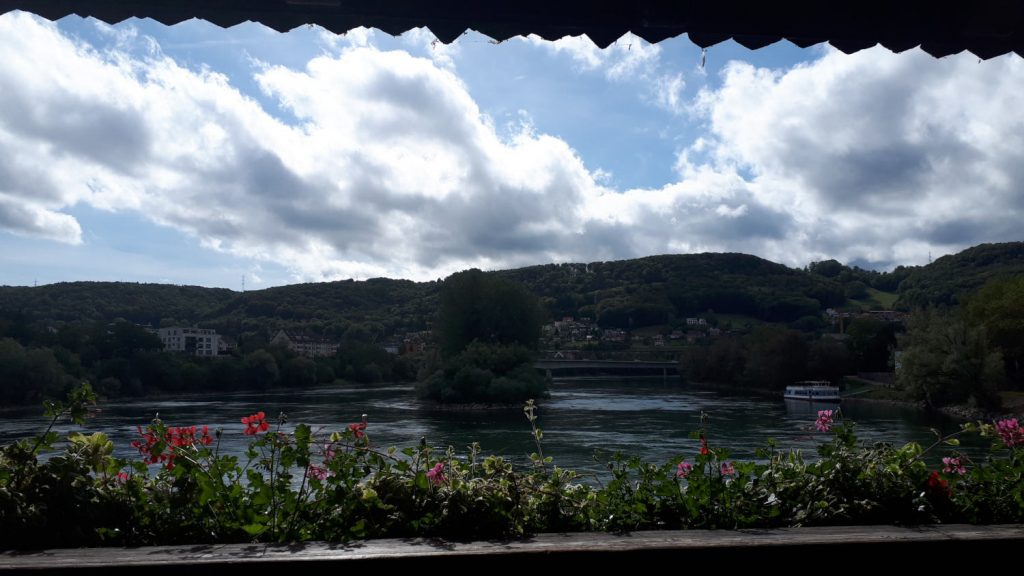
[{"x1": 1, "y1": 385, "x2": 1022, "y2": 550}]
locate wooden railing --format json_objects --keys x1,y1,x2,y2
[{"x1": 2, "y1": 525, "x2": 1022, "y2": 572}]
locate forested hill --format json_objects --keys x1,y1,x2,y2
[
  {"x1": 0, "y1": 253, "x2": 847, "y2": 336},
  {"x1": 0, "y1": 278, "x2": 440, "y2": 341},
  {"x1": 496, "y1": 253, "x2": 847, "y2": 327},
  {"x1": 0, "y1": 282, "x2": 236, "y2": 325},
  {"x1": 2, "y1": 243, "x2": 1022, "y2": 338},
  {"x1": 894, "y1": 242, "x2": 1024, "y2": 308}
]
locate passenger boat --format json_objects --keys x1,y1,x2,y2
[{"x1": 783, "y1": 380, "x2": 840, "y2": 402}]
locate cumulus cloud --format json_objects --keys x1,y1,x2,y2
[
  {"x1": 686, "y1": 47, "x2": 1024, "y2": 268},
  {"x1": 523, "y1": 33, "x2": 686, "y2": 116},
  {"x1": 0, "y1": 12, "x2": 1021, "y2": 283},
  {"x1": 524, "y1": 32, "x2": 662, "y2": 81}
]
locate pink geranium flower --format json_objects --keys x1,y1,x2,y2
[
  {"x1": 942, "y1": 456, "x2": 966, "y2": 475},
  {"x1": 815, "y1": 410, "x2": 834, "y2": 433},
  {"x1": 308, "y1": 465, "x2": 330, "y2": 481},
  {"x1": 676, "y1": 461, "x2": 693, "y2": 478},
  {"x1": 720, "y1": 461, "x2": 735, "y2": 476},
  {"x1": 995, "y1": 418, "x2": 1024, "y2": 448},
  {"x1": 426, "y1": 462, "x2": 446, "y2": 486}
]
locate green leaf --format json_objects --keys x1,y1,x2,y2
[{"x1": 242, "y1": 523, "x2": 266, "y2": 536}]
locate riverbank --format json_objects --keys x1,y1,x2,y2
[
  {"x1": 843, "y1": 376, "x2": 1024, "y2": 421},
  {"x1": 688, "y1": 376, "x2": 1024, "y2": 423}
]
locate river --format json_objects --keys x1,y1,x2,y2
[{"x1": 0, "y1": 379, "x2": 978, "y2": 476}]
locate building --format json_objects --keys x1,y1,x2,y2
[
  {"x1": 218, "y1": 336, "x2": 238, "y2": 355},
  {"x1": 271, "y1": 329, "x2": 340, "y2": 358},
  {"x1": 154, "y1": 327, "x2": 221, "y2": 357}
]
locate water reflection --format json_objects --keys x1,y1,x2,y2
[{"x1": 0, "y1": 379, "x2": 983, "y2": 477}]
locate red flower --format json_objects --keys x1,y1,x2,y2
[
  {"x1": 242, "y1": 411, "x2": 270, "y2": 435},
  {"x1": 199, "y1": 425, "x2": 215, "y2": 446},
  {"x1": 132, "y1": 422, "x2": 217, "y2": 469},
  {"x1": 699, "y1": 435, "x2": 710, "y2": 456},
  {"x1": 927, "y1": 471, "x2": 951, "y2": 497},
  {"x1": 348, "y1": 422, "x2": 367, "y2": 439},
  {"x1": 348, "y1": 414, "x2": 369, "y2": 439}
]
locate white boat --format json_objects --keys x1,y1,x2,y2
[{"x1": 784, "y1": 381, "x2": 840, "y2": 402}]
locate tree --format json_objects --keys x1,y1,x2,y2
[
  {"x1": 244, "y1": 350, "x2": 280, "y2": 390},
  {"x1": 417, "y1": 342, "x2": 548, "y2": 403},
  {"x1": 808, "y1": 259, "x2": 844, "y2": 278},
  {"x1": 424, "y1": 271, "x2": 546, "y2": 403},
  {"x1": 897, "y1": 308, "x2": 1003, "y2": 409},
  {"x1": 845, "y1": 280, "x2": 869, "y2": 300},
  {"x1": 965, "y1": 276, "x2": 1024, "y2": 385},
  {"x1": 806, "y1": 338, "x2": 851, "y2": 383},
  {"x1": 436, "y1": 269, "x2": 541, "y2": 357},
  {"x1": 741, "y1": 326, "x2": 808, "y2": 390},
  {"x1": 282, "y1": 357, "x2": 318, "y2": 388},
  {"x1": 846, "y1": 317, "x2": 896, "y2": 372}
]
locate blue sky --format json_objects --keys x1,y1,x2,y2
[{"x1": 1, "y1": 11, "x2": 1021, "y2": 289}]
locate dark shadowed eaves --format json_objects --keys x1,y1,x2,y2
[{"x1": 1, "y1": 0, "x2": 1022, "y2": 59}]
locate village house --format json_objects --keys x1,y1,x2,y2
[{"x1": 270, "y1": 329, "x2": 339, "y2": 358}]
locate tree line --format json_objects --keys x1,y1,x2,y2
[{"x1": 0, "y1": 314, "x2": 417, "y2": 406}]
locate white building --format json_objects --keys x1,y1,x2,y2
[{"x1": 155, "y1": 327, "x2": 221, "y2": 357}]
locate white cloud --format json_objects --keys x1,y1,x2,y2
[
  {"x1": 525, "y1": 33, "x2": 688, "y2": 116},
  {"x1": 0, "y1": 196, "x2": 83, "y2": 244},
  {"x1": 320, "y1": 26, "x2": 376, "y2": 50},
  {"x1": 526, "y1": 34, "x2": 603, "y2": 70},
  {"x1": 685, "y1": 46, "x2": 1024, "y2": 267},
  {"x1": 400, "y1": 27, "x2": 460, "y2": 70},
  {"x1": 653, "y1": 72, "x2": 686, "y2": 114},
  {"x1": 1, "y1": 13, "x2": 1021, "y2": 283},
  {"x1": 524, "y1": 32, "x2": 662, "y2": 82}
]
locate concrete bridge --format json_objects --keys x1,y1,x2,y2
[{"x1": 534, "y1": 359, "x2": 679, "y2": 379}]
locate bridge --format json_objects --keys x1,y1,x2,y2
[{"x1": 534, "y1": 359, "x2": 679, "y2": 379}]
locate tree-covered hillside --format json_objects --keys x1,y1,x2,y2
[
  {"x1": 498, "y1": 253, "x2": 847, "y2": 327},
  {"x1": 894, "y1": 242, "x2": 1024, "y2": 309},
  {"x1": 3, "y1": 243, "x2": 1023, "y2": 340},
  {"x1": 0, "y1": 282, "x2": 236, "y2": 325}
]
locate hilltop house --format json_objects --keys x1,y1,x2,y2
[{"x1": 271, "y1": 329, "x2": 339, "y2": 358}]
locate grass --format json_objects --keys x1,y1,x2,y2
[{"x1": 848, "y1": 288, "x2": 899, "y2": 310}]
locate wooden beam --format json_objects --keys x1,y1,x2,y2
[{"x1": 2, "y1": 525, "x2": 1022, "y2": 573}]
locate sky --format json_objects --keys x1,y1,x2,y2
[{"x1": 1, "y1": 11, "x2": 1022, "y2": 289}]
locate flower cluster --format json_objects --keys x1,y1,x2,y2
[
  {"x1": 927, "y1": 471, "x2": 951, "y2": 497},
  {"x1": 995, "y1": 418, "x2": 1024, "y2": 448},
  {"x1": 427, "y1": 462, "x2": 446, "y2": 486},
  {"x1": 676, "y1": 461, "x2": 693, "y2": 478},
  {"x1": 131, "y1": 424, "x2": 214, "y2": 469},
  {"x1": 241, "y1": 411, "x2": 270, "y2": 435},
  {"x1": 815, "y1": 410, "x2": 834, "y2": 433},
  {"x1": 348, "y1": 422, "x2": 367, "y2": 439},
  {"x1": 942, "y1": 456, "x2": 966, "y2": 475},
  {"x1": 307, "y1": 465, "x2": 330, "y2": 481}
]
